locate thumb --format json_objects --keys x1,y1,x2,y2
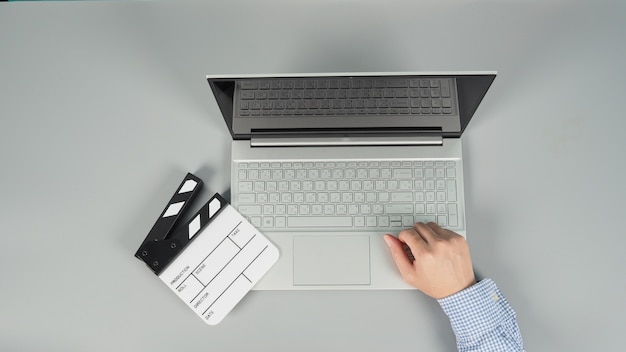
[{"x1": 384, "y1": 234, "x2": 416, "y2": 282}]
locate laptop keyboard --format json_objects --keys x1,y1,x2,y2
[
  {"x1": 235, "y1": 77, "x2": 458, "y2": 118},
  {"x1": 234, "y1": 160, "x2": 461, "y2": 231}
]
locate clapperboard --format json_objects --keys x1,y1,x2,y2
[{"x1": 135, "y1": 173, "x2": 279, "y2": 325}]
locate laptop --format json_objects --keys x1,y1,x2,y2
[{"x1": 207, "y1": 72, "x2": 496, "y2": 290}]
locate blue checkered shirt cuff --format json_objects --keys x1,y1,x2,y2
[{"x1": 437, "y1": 279, "x2": 524, "y2": 351}]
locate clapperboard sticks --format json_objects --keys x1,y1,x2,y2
[{"x1": 135, "y1": 173, "x2": 227, "y2": 275}]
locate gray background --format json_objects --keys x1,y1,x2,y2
[{"x1": 1, "y1": 1, "x2": 625, "y2": 351}]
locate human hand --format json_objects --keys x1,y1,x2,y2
[{"x1": 384, "y1": 222, "x2": 476, "y2": 299}]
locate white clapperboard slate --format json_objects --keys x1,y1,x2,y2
[{"x1": 135, "y1": 173, "x2": 279, "y2": 325}]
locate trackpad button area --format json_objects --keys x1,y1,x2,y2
[{"x1": 293, "y1": 235, "x2": 370, "y2": 286}]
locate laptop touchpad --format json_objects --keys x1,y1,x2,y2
[{"x1": 293, "y1": 235, "x2": 371, "y2": 286}]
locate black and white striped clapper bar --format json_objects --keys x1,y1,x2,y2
[
  {"x1": 134, "y1": 172, "x2": 279, "y2": 325},
  {"x1": 135, "y1": 173, "x2": 225, "y2": 275}
]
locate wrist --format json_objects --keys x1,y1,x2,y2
[{"x1": 431, "y1": 277, "x2": 477, "y2": 300}]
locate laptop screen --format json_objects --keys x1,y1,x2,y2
[{"x1": 207, "y1": 72, "x2": 495, "y2": 140}]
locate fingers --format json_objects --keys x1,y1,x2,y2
[
  {"x1": 412, "y1": 221, "x2": 460, "y2": 241},
  {"x1": 424, "y1": 222, "x2": 455, "y2": 239},
  {"x1": 384, "y1": 234, "x2": 416, "y2": 282},
  {"x1": 401, "y1": 222, "x2": 439, "y2": 246},
  {"x1": 398, "y1": 226, "x2": 428, "y2": 255}
]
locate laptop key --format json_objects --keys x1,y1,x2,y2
[
  {"x1": 448, "y1": 204, "x2": 459, "y2": 227},
  {"x1": 441, "y1": 80, "x2": 451, "y2": 97},
  {"x1": 288, "y1": 216, "x2": 353, "y2": 227},
  {"x1": 250, "y1": 217, "x2": 262, "y2": 227},
  {"x1": 415, "y1": 215, "x2": 436, "y2": 224},
  {"x1": 241, "y1": 81, "x2": 258, "y2": 90},
  {"x1": 385, "y1": 204, "x2": 414, "y2": 214},
  {"x1": 239, "y1": 181, "x2": 253, "y2": 192},
  {"x1": 391, "y1": 192, "x2": 413, "y2": 202},
  {"x1": 392, "y1": 168, "x2": 412, "y2": 178},
  {"x1": 239, "y1": 205, "x2": 261, "y2": 215},
  {"x1": 390, "y1": 98, "x2": 409, "y2": 108},
  {"x1": 386, "y1": 79, "x2": 409, "y2": 88},
  {"x1": 238, "y1": 193, "x2": 256, "y2": 203},
  {"x1": 447, "y1": 180, "x2": 457, "y2": 201},
  {"x1": 240, "y1": 91, "x2": 255, "y2": 99}
]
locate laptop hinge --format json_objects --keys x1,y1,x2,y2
[{"x1": 250, "y1": 136, "x2": 443, "y2": 147}]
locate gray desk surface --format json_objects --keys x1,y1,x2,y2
[{"x1": 1, "y1": 1, "x2": 625, "y2": 351}]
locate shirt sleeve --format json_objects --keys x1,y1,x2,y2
[{"x1": 437, "y1": 279, "x2": 524, "y2": 352}]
